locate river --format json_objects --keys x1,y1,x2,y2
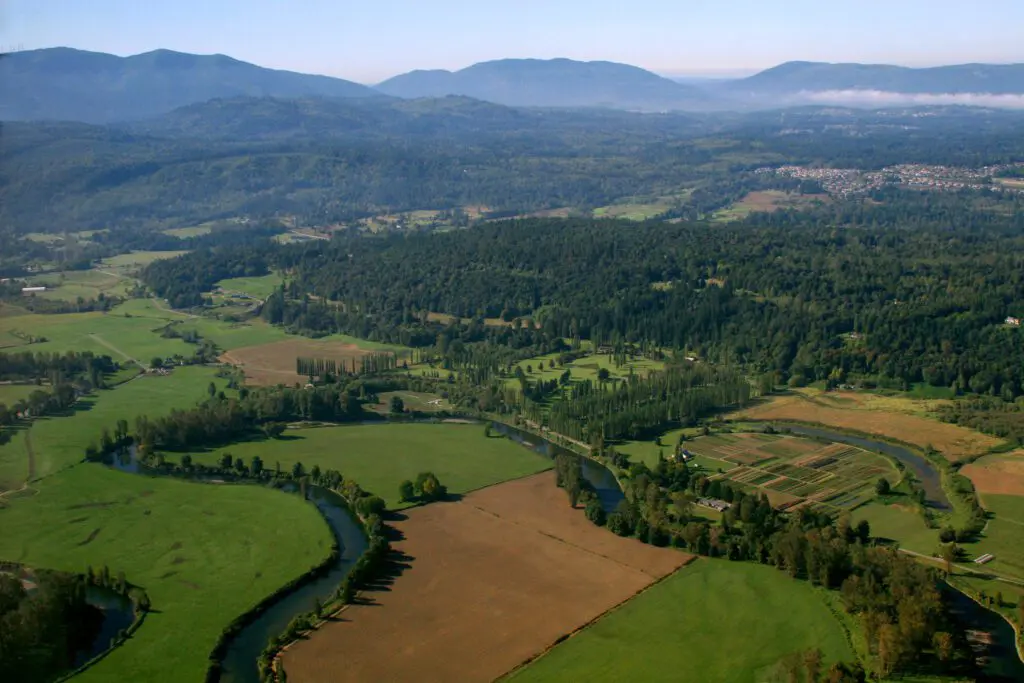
[
  {"x1": 750, "y1": 423, "x2": 951, "y2": 510},
  {"x1": 489, "y1": 421, "x2": 625, "y2": 512}
]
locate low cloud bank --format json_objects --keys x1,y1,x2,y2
[{"x1": 800, "y1": 89, "x2": 1024, "y2": 109}]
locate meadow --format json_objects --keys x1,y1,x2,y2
[
  {"x1": 852, "y1": 502, "x2": 938, "y2": 555},
  {"x1": 957, "y1": 494, "x2": 1024, "y2": 581},
  {"x1": 505, "y1": 559, "x2": 854, "y2": 683},
  {"x1": 178, "y1": 423, "x2": 551, "y2": 508},
  {"x1": 99, "y1": 251, "x2": 190, "y2": 270},
  {"x1": 215, "y1": 273, "x2": 284, "y2": 299},
  {"x1": 24, "y1": 269, "x2": 133, "y2": 302},
  {"x1": 0, "y1": 366, "x2": 226, "y2": 491},
  {"x1": 506, "y1": 350, "x2": 666, "y2": 392},
  {"x1": 0, "y1": 463, "x2": 332, "y2": 683},
  {"x1": 683, "y1": 432, "x2": 900, "y2": 512}
]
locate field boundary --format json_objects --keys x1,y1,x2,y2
[{"x1": 497, "y1": 559, "x2": 696, "y2": 681}]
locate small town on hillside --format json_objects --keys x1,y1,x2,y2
[{"x1": 756, "y1": 162, "x2": 1024, "y2": 198}]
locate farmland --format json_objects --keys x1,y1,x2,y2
[
  {"x1": 0, "y1": 463, "x2": 332, "y2": 683},
  {"x1": 215, "y1": 273, "x2": 284, "y2": 299},
  {"x1": 0, "y1": 366, "x2": 226, "y2": 492},
  {"x1": 683, "y1": 431, "x2": 900, "y2": 511},
  {"x1": 956, "y1": 494, "x2": 1024, "y2": 581},
  {"x1": 712, "y1": 190, "x2": 829, "y2": 222},
  {"x1": 735, "y1": 393, "x2": 1001, "y2": 462},
  {"x1": 219, "y1": 337, "x2": 408, "y2": 385},
  {"x1": 282, "y1": 471, "x2": 691, "y2": 683},
  {"x1": 505, "y1": 558, "x2": 853, "y2": 683},
  {"x1": 962, "y1": 451, "x2": 1024, "y2": 497},
  {"x1": 178, "y1": 423, "x2": 552, "y2": 508},
  {"x1": 24, "y1": 269, "x2": 133, "y2": 302}
]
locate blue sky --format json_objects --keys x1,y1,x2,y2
[{"x1": 3, "y1": 0, "x2": 1023, "y2": 82}]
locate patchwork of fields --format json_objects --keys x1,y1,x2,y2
[
  {"x1": 736, "y1": 394, "x2": 1000, "y2": 462},
  {"x1": 686, "y1": 432, "x2": 898, "y2": 511},
  {"x1": 282, "y1": 471, "x2": 692, "y2": 683}
]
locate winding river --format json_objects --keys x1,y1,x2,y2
[
  {"x1": 749, "y1": 422, "x2": 951, "y2": 510},
  {"x1": 100, "y1": 421, "x2": 1024, "y2": 680}
]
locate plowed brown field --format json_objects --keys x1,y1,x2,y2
[
  {"x1": 218, "y1": 339, "x2": 373, "y2": 386},
  {"x1": 736, "y1": 394, "x2": 999, "y2": 462},
  {"x1": 962, "y1": 452, "x2": 1024, "y2": 497},
  {"x1": 282, "y1": 472, "x2": 692, "y2": 683}
]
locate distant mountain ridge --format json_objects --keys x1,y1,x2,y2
[
  {"x1": 376, "y1": 58, "x2": 705, "y2": 110},
  {"x1": 727, "y1": 60, "x2": 1024, "y2": 94},
  {"x1": 0, "y1": 47, "x2": 382, "y2": 123}
]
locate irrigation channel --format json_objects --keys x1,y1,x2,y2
[
  {"x1": 750, "y1": 423, "x2": 951, "y2": 510},
  {"x1": 101, "y1": 421, "x2": 1024, "y2": 680}
]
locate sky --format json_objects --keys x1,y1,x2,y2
[{"x1": 2, "y1": 0, "x2": 1023, "y2": 83}]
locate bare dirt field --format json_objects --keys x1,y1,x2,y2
[
  {"x1": 219, "y1": 339, "x2": 373, "y2": 386},
  {"x1": 282, "y1": 472, "x2": 692, "y2": 683},
  {"x1": 962, "y1": 452, "x2": 1024, "y2": 497},
  {"x1": 736, "y1": 394, "x2": 999, "y2": 462}
]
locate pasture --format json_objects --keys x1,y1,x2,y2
[
  {"x1": 685, "y1": 432, "x2": 899, "y2": 511},
  {"x1": 24, "y1": 269, "x2": 133, "y2": 302},
  {"x1": 0, "y1": 383, "x2": 42, "y2": 405},
  {"x1": 962, "y1": 451, "x2": 1024, "y2": 497},
  {"x1": 282, "y1": 471, "x2": 691, "y2": 683},
  {"x1": 0, "y1": 308, "x2": 194, "y2": 362},
  {"x1": 505, "y1": 558, "x2": 853, "y2": 683},
  {"x1": 508, "y1": 350, "x2": 666, "y2": 391},
  {"x1": 372, "y1": 390, "x2": 452, "y2": 414},
  {"x1": 735, "y1": 394, "x2": 1000, "y2": 462},
  {"x1": 592, "y1": 200, "x2": 673, "y2": 221},
  {"x1": 0, "y1": 366, "x2": 225, "y2": 492},
  {"x1": 215, "y1": 273, "x2": 284, "y2": 300},
  {"x1": 712, "y1": 190, "x2": 828, "y2": 222},
  {"x1": 852, "y1": 502, "x2": 938, "y2": 554},
  {"x1": 0, "y1": 463, "x2": 332, "y2": 683},
  {"x1": 162, "y1": 225, "x2": 213, "y2": 238},
  {"x1": 958, "y1": 494, "x2": 1024, "y2": 581},
  {"x1": 180, "y1": 423, "x2": 552, "y2": 509},
  {"x1": 98, "y1": 251, "x2": 189, "y2": 270},
  {"x1": 219, "y1": 337, "x2": 406, "y2": 385}
]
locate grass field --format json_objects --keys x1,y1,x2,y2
[
  {"x1": 0, "y1": 383, "x2": 43, "y2": 405},
  {"x1": 592, "y1": 200, "x2": 673, "y2": 221},
  {"x1": 162, "y1": 225, "x2": 213, "y2": 238},
  {"x1": 215, "y1": 274, "x2": 284, "y2": 299},
  {"x1": 0, "y1": 464, "x2": 333, "y2": 683},
  {"x1": 683, "y1": 432, "x2": 899, "y2": 512},
  {"x1": 372, "y1": 390, "x2": 452, "y2": 414},
  {"x1": 712, "y1": 191, "x2": 828, "y2": 222},
  {"x1": 178, "y1": 423, "x2": 551, "y2": 508},
  {"x1": 0, "y1": 309, "x2": 194, "y2": 362},
  {"x1": 0, "y1": 366, "x2": 225, "y2": 491},
  {"x1": 508, "y1": 351, "x2": 666, "y2": 392},
  {"x1": 24, "y1": 269, "x2": 133, "y2": 302},
  {"x1": 99, "y1": 251, "x2": 189, "y2": 270},
  {"x1": 506, "y1": 559, "x2": 853, "y2": 683},
  {"x1": 852, "y1": 502, "x2": 938, "y2": 554},
  {"x1": 958, "y1": 494, "x2": 1024, "y2": 581}
]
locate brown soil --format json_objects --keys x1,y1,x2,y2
[
  {"x1": 736, "y1": 395, "x2": 999, "y2": 462},
  {"x1": 282, "y1": 472, "x2": 692, "y2": 683},
  {"x1": 962, "y1": 452, "x2": 1024, "y2": 496},
  {"x1": 219, "y1": 339, "x2": 374, "y2": 386}
]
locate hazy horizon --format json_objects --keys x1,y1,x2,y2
[{"x1": 3, "y1": 0, "x2": 1023, "y2": 83}]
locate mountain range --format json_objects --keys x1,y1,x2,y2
[{"x1": 2, "y1": 47, "x2": 1024, "y2": 124}]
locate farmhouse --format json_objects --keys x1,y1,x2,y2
[
  {"x1": 698, "y1": 497, "x2": 731, "y2": 512},
  {"x1": 1006, "y1": 316, "x2": 1021, "y2": 327}
]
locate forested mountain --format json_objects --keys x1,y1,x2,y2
[
  {"x1": 4, "y1": 101, "x2": 1024, "y2": 236},
  {"x1": 376, "y1": 58, "x2": 705, "y2": 110},
  {"x1": 0, "y1": 47, "x2": 382, "y2": 123},
  {"x1": 729, "y1": 61, "x2": 1024, "y2": 95}
]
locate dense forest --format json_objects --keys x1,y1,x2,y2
[
  {"x1": 4, "y1": 101, "x2": 1024, "y2": 235},
  {"x1": 0, "y1": 570, "x2": 104, "y2": 682},
  {"x1": 146, "y1": 205, "x2": 1024, "y2": 401}
]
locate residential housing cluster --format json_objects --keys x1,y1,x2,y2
[{"x1": 756, "y1": 162, "x2": 1024, "y2": 198}]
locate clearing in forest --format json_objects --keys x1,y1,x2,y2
[
  {"x1": 281, "y1": 471, "x2": 692, "y2": 683},
  {"x1": 219, "y1": 339, "x2": 381, "y2": 386},
  {"x1": 735, "y1": 394, "x2": 1000, "y2": 462}
]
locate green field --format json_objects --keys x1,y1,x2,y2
[
  {"x1": 373, "y1": 390, "x2": 452, "y2": 414},
  {"x1": 852, "y1": 502, "x2": 938, "y2": 554},
  {"x1": 162, "y1": 225, "x2": 213, "y2": 238},
  {"x1": 0, "y1": 464, "x2": 332, "y2": 683},
  {"x1": 960, "y1": 494, "x2": 1024, "y2": 581},
  {"x1": 0, "y1": 308, "x2": 194, "y2": 362},
  {"x1": 99, "y1": 251, "x2": 189, "y2": 270},
  {"x1": 24, "y1": 269, "x2": 133, "y2": 302},
  {"x1": 216, "y1": 274, "x2": 284, "y2": 299},
  {"x1": 509, "y1": 351, "x2": 666, "y2": 392},
  {"x1": 0, "y1": 383, "x2": 43, "y2": 405},
  {"x1": 0, "y1": 366, "x2": 226, "y2": 491},
  {"x1": 592, "y1": 200, "x2": 673, "y2": 221},
  {"x1": 178, "y1": 423, "x2": 551, "y2": 508},
  {"x1": 506, "y1": 559, "x2": 854, "y2": 683}
]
